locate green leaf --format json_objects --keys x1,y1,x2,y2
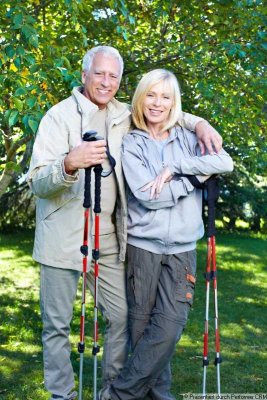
[
  {"x1": 121, "y1": 8, "x2": 128, "y2": 18},
  {"x1": 22, "y1": 115, "x2": 29, "y2": 127},
  {"x1": 8, "y1": 110, "x2": 19, "y2": 127},
  {"x1": 13, "y1": 98, "x2": 24, "y2": 112},
  {"x1": 5, "y1": 45, "x2": 16, "y2": 58},
  {"x1": 24, "y1": 54, "x2": 36, "y2": 65},
  {"x1": 16, "y1": 46, "x2": 25, "y2": 56},
  {"x1": 28, "y1": 118, "x2": 39, "y2": 134},
  {"x1": 6, "y1": 161, "x2": 22, "y2": 173},
  {"x1": 62, "y1": 56, "x2": 71, "y2": 69},
  {"x1": 129, "y1": 16, "x2": 135, "y2": 25},
  {"x1": 257, "y1": 31, "x2": 266, "y2": 39},
  {"x1": 29, "y1": 64, "x2": 39, "y2": 73},
  {"x1": 29, "y1": 35, "x2": 39, "y2": 48},
  {"x1": 55, "y1": 58, "x2": 64, "y2": 67},
  {"x1": 26, "y1": 97, "x2": 37, "y2": 108},
  {"x1": 15, "y1": 87, "x2": 27, "y2": 96},
  {"x1": 70, "y1": 79, "x2": 81, "y2": 88},
  {"x1": 14, "y1": 57, "x2": 21, "y2": 68},
  {"x1": 21, "y1": 25, "x2": 36, "y2": 39},
  {"x1": 39, "y1": 94, "x2": 47, "y2": 101},
  {"x1": 238, "y1": 51, "x2": 246, "y2": 58},
  {"x1": 25, "y1": 15, "x2": 36, "y2": 25},
  {"x1": 227, "y1": 46, "x2": 237, "y2": 56},
  {"x1": 13, "y1": 13, "x2": 23, "y2": 29},
  {"x1": 4, "y1": 109, "x2": 12, "y2": 122}
]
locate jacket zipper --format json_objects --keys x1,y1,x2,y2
[{"x1": 162, "y1": 141, "x2": 172, "y2": 252}]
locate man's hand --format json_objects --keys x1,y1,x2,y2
[
  {"x1": 195, "y1": 121, "x2": 223, "y2": 155},
  {"x1": 141, "y1": 167, "x2": 173, "y2": 200},
  {"x1": 64, "y1": 140, "x2": 107, "y2": 175}
]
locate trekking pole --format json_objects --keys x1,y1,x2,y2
[
  {"x1": 78, "y1": 131, "x2": 116, "y2": 400},
  {"x1": 91, "y1": 143, "x2": 115, "y2": 400},
  {"x1": 78, "y1": 131, "x2": 102, "y2": 400},
  {"x1": 202, "y1": 177, "x2": 222, "y2": 396},
  {"x1": 202, "y1": 233, "x2": 211, "y2": 396},
  {"x1": 92, "y1": 162, "x2": 102, "y2": 400}
]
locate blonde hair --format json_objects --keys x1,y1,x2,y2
[{"x1": 131, "y1": 69, "x2": 182, "y2": 133}]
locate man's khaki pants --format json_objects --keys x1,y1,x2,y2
[{"x1": 40, "y1": 233, "x2": 129, "y2": 397}]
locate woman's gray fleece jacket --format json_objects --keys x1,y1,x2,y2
[{"x1": 121, "y1": 126, "x2": 233, "y2": 255}]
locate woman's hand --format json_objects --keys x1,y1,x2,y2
[{"x1": 141, "y1": 167, "x2": 173, "y2": 200}]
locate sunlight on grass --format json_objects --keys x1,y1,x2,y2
[
  {"x1": 245, "y1": 274, "x2": 267, "y2": 289},
  {"x1": 237, "y1": 295, "x2": 266, "y2": 306},
  {"x1": 1, "y1": 230, "x2": 267, "y2": 397},
  {"x1": 179, "y1": 335, "x2": 202, "y2": 349},
  {"x1": 216, "y1": 252, "x2": 266, "y2": 272},
  {"x1": 216, "y1": 245, "x2": 260, "y2": 259},
  {"x1": 221, "y1": 323, "x2": 245, "y2": 339}
]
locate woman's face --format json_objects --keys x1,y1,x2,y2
[{"x1": 143, "y1": 81, "x2": 173, "y2": 128}]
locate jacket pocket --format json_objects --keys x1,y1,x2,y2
[{"x1": 36, "y1": 188, "x2": 76, "y2": 223}]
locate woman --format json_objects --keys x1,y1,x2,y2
[{"x1": 101, "y1": 69, "x2": 233, "y2": 400}]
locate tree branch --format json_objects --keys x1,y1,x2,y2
[{"x1": 6, "y1": 135, "x2": 33, "y2": 162}]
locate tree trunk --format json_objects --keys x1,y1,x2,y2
[
  {"x1": 0, "y1": 135, "x2": 33, "y2": 198},
  {"x1": 0, "y1": 169, "x2": 16, "y2": 198},
  {"x1": 251, "y1": 215, "x2": 261, "y2": 232}
]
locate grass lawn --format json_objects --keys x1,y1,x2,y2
[{"x1": 0, "y1": 230, "x2": 266, "y2": 399}]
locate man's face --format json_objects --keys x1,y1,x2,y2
[{"x1": 82, "y1": 53, "x2": 121, "y2": 109}]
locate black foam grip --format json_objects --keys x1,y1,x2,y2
[
  {"x1": 206, "y1": 178, "x2": 220, "y2": 205},
  {"x1": 207, "y1": 203, "x2": 216, "y2": 237},
  {"x1": 206, "y1": 178, "x2": 220, "y2": 237},
  {"x1": 94, "y1": 164, "x2": 103, "y2": 214},
  {"x1": 82, "y1": 131, "x2": 99, "y2": 209},
  {"x1": 83, "y1": 130, "x2": 98, "y2": 142},
  {"x1": 83, "y1": 167, "x2": 92, "y2": 208}
]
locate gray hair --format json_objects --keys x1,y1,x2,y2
[{"x1": 82, "y1": 46, "x2": 124, "y2": 80}]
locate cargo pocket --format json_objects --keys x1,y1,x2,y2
[
  {"x1": 126, "y1": 245, "x2": 153, "y2": 311},
  {"x1": 175, "y1": 251, "x2": 197, "y2": 306}
]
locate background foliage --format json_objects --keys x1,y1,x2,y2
[{"x1": 0, "y1": 0, "x2": 266, "y2": 231}]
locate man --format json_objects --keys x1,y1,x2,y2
[{"x1": 27, "y1": 46, "x2": 222, "y2": 400}]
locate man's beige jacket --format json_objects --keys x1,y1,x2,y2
[
  {"x1": 28, "y1": 87, "x2": 132, "y2": 270},
  {"x1": 27, "y1": 87, "x2": 203, "y2": 271}
]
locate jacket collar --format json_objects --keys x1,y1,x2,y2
[
  {"x1": 129, "y1": 125, "x2": 184, "y2": 143},
  {"x1": 106, "y1": 98, "x2": 131, "y2": 126},
  {"x1": 72, "y1": 86, "x2": 98, "y2": 115},
  {"x1": 72, "y1": 86, "x2": 131, "y2": 125}
]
